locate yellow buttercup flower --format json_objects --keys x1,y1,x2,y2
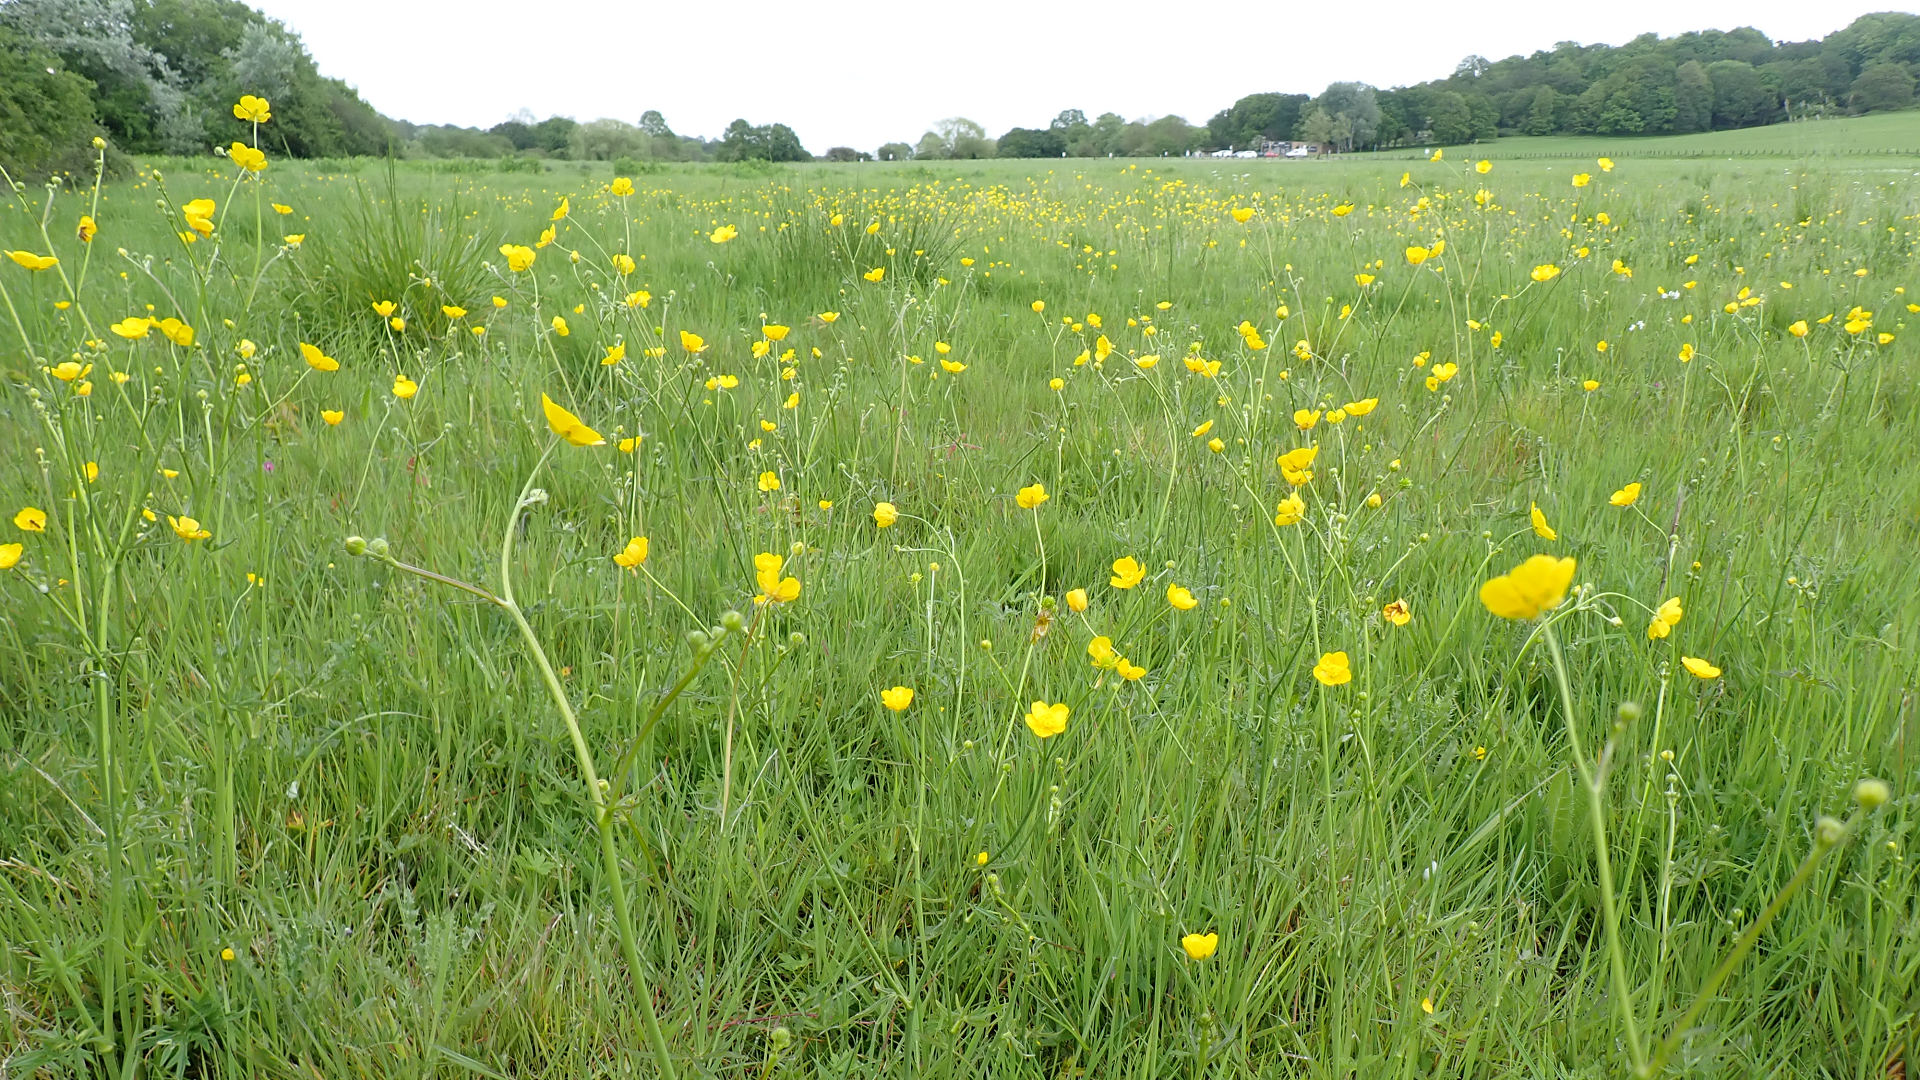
[
  {"x1": 551, "y1": 316, "x2": 569, "y2": 337},
  {"x1": 51, "y1": 361, "x2": 89, "y2": 382},
  {"x1": 1382, "y1": 599, "x2": 1411, "y2": 626},
  {"x1": 817, "y1": 311, "x2": 839, "y2": 323},
  {"x1": 1312, "y1": 651, "x2": 1352, "y2": 687},
  {"x1": 1066, "y1": 588, "x2": 1088, "y2": 612},
  {"x1": 1332, "y1": 203, "x2": 1354, "y2": 217},
  {"x1": 1405, "y1": 246, "x2": 1429, "y2": 266},
  {"x1": 863, "y1": 267, "x2": 886, "y2": 282},
  {"x1": 1273, "y1": 492, "x2": 1305, "y2": 527},
  {"x1": 1572, "y1": 173, "x2": 1591, "y2": 188},
  {"x1": 710, "y1": 224, "x2": 738, "y2": 243},
  {"x1": 763, "y1": 324, "x2": 790, "y2": 341},
  {"x1": 1294, "y1": 408, "x2": 1320, "y2": 430},
  {"x1": 321, "y1": 410, "x2": 344, "y2": 425},
  {"x1": 1530, "y1": 502, "x2": 1557, "y2": 540},
  {"x1": 228, "y1": 142, "x2": 266, "y2": 172},
  {"x1": 182, "y1": 198, "x2": 216, "y2": 235},
  {"x1": 169, "y1": 515, "x2": 211, "y2": 541},
  {"x1": 233, "y1": 94, "x2": 271, "y2": 123},
  {"x1": 1647, "y1": 596, "x2": 1684, "y2": 640},
  {"x1": 757, "y1": 471, "x2": 780, "y2": 492},
  {"x1": 541, "y1": 393, "x2": 605, "y2": 447},
  {"x1": 1681, "y1": 656, "x2": 1720, "y2": 679},
  {"x1": 873, "y1": 501, "x2": 899, "y2": 528},
  {"x1": 498, "y1": 244, "x2": 536, "y2": 271},
  {"x1": 753, "y1": 552, "x2": 801, "y2": 603},
  {"x1": 1475, "y1": 159, "x2": 1492, "y2": 174},
  {"x1": 602, "y1": 342, "x2": 626, "y2": 366},
  {"x1": 1597, "y1": 157, "x2": 1613, "y2": 172},
  {"x1": 14, "y1": 507, "x2": 47, "y2": 532},
  {"x1": 612, "y1": 253, "x2": 635, "y2": 275},
  {"x1": 1015, "y1": 482, "x2": 1049, "y2": 509},
  {"x1": 551, "y1": 197, "x2": 570, "y2": 221},
  {"x1": 1343, "y1": 398, "x2": 1377, "y2": 416},
  {"x1": 609, "y1": 177, "x2": 634, "y2": 196},
  {"x1": 0, "y1": 543, "x2": 21, "y2": 569},
  {"x1": 1610, "y1": 482, "x2": 1641, "y2": 507},
  {"x1": 1166, "y1": 583, "x2": 1197, "y2": 610},
  {"x1": 111, "y1": 317, "x2": 152, "y2": 339},
  {"x1": 272, "y1": 203, "x2": 292, "y2": 215},
  {"x1": 1278, "y1": 445, "x2": 1317, "y2": 487},
  {"x1": 392, "y1": 375, "x2": 418, "y2": 399},
  {"x1": 680, "y1": 330, "x2": 706, "y2": 353},
  {"x1": 1531, "y1": 264, "x2": 1560, "y2": 282},
  {"x1": 613, "y1": 536, "x2": 649, "y2": 569},
  {"x1": 299, "y1": 342, "x2": 339, "y2": 372},
  {"x1": 1024, "y1": 700, "x2": 1069, "y2": 739},
  {"x1": 1110, "y1": 556, "x2": 1145, "y2": 589},
  {"x1": 1230, "y1": 207, "x2": 1255, "y2": 223},
  {"x1": 1180, "y1": 932, "x2": 1218, "y2": 961},
  {"x1": 1479, "y1": 555, "x2": 1576, "y2": 620},
  {"x1": 881, "y1": 686, "x2": 914, "y2": 711},
  {"x1": 1087, "y1": 636, "x2": 1117, "y2": 668},
  {"x1": 7, "y1": 250, "x2": 58, "y2": 271},
  {"x1": 156, "y1": 318, "x2": 194, "y2": 347},
  {"x1": 77, "y1": 214, "x2": 97, "y2": 242},
  {"x1": 1788, "y1": 320, "x2": 1809, "y2": 338}
]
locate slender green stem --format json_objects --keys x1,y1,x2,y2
[
  {"x1": 1542, "y1": 622, "x2": 1646, "y2": 1073},
  {"x1": 1640, "y1": 813, "x2": 1859, "y2": 1077},
  {"x1": 494, "y1": 442, "x2": 679, "y2": 1080}
]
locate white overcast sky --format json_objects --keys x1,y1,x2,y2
[{"x1": 251, "y1": 0, "x2": 1915, "y2": 151}]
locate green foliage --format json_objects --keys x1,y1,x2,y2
[
  {"x1": 0, "y1": 0, "x2": 390, "y2": 160},
  {"x1": 995, "y1": 127, "x2": 1065, "y2": 158},
  {"x1": 0, "y1": 25, "x2": 98, "y2": 177},
  {"x1": 716, "y1": 119, "x2": 810, "y2": 163}
]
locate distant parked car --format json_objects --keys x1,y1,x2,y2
[
  {"x1": 1235, "y1": 149, "x2": 1258, "y2": 158},
  {"x1": 1285, "y1": 146, "x2": 1312, "y2": 157}
]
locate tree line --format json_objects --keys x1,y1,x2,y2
[{"x1": 4, "y1": 3, "x2": 1919, "y2": 179}]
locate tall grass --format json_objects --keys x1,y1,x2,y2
[{"x1": 0, "y1": 144, "x2": 1912, "y2": 1078}]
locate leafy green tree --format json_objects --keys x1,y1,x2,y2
[
  {"x1": 1205, "y1": 92, "x2": 1310, "y2": 150},
  {"x1": 876, "y1": 141, "x2": 911, "y2": 161},
  {"x1": 0, "y1": 24, "x2": 99, "y2": 175},
  {"x1": 917, "y1": 117, "x2": 992, "y2": 159},
  {"x1": 1851, "y1": 63, "x2": 1916, "y2": 111},
  {"x1": 1672, "y1": 61, "x2": 1714, "y2": 132},
  {"x1": 997, "y1": 127, "x2": 1065, "y2": 157},
  {"x1": 1708, "y1": 60, "x2": 1777, "y2": 127},
  {"x1": 716, "y1": 119, "x2": 809, "y2": 162}
]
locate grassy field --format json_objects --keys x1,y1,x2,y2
[{"x1": 1, "y1": 143, "x2": 1916, "y2": 1079}]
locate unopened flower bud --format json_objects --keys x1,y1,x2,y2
[
  {"x1": 1854, "y1": 778, "x2": 1891, "y2": 809},
  {"x1": 769, "y1": 1026, "x2": 792, "y2": 1051},
  {"x1": 687, "y1": 629, "x2": 710, "y2": 650},
  {"x1": 719, "y1": 610, "x2": 744, "y2": 633},
  {"x1": 344, "y1": 535, "x2": 367, "y2": 556},
  {"x1": 1816, "y1": 815, "x2": 1845, "y2": 845},
  {"x1": 365, "y1": 537, "x2": 390, "y2": 558}
]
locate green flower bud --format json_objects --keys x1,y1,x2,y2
[
  {"x1": 365, "y1": 537, "x2": 390, "y2": 559},
  {"x1": 344, "y1": 535, "x2": 367, "y2": 556},
  {"x1": 719, "y1": 610, "x2": 745, "y2": 633},
  {"x1": 1854, "y1": 778, "x2": 1891, "y2": 809}
]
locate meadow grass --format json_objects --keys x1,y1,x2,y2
[{"x1": 0, "y1": 144, "x2": 1915, "y2": 1078}]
